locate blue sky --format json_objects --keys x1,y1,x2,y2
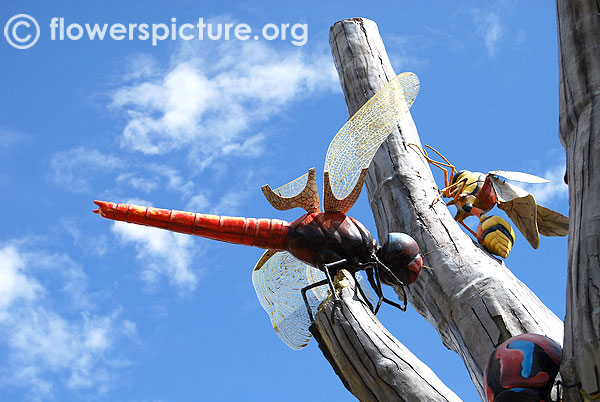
[{"x1": 1, "y1": 1, "x2": 567, "y2": 401}]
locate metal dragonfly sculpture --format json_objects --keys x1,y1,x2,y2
[
  {"x1": 94, "y1": 72, "x2": 422, "y2": 350},
  {"x1": 411, "y1": 144, "x2": 569, "y2": 259}
]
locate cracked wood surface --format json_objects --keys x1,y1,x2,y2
[
  {"x1": 325, "y1": 18, "x2": 564, "y2": 400},
  {"x1": 556, "y1": 0, "x2": 600, "y2": 400},
  {"x1": 312, "y1": 270, "x2": 462, "y2": 402}
]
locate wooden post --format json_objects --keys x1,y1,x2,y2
[
  {"x1": 312, "y1": 270, "x2": 462, "y2": 402},
  {"x1": 314, "y1": 18, "x2": 564, "y2": 400},
  {"x1": 556, "y1": 1, "x2": 600, "y2": 400}
]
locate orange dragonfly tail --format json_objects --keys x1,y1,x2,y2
[{"x1": 93, "y1": 200, "x2": 290, "y2": 250}]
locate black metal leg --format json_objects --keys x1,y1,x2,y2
[
  {"x1": 323, "y1": 264, "x2": 337, "y2": 300},
  {"x1": 366, "y1": 267, "x2": 384, "y2": 314},
  {"x1": 383, "y1": 295, "x2": 407, "y2": 311},
  {"x1": 355, "y1": 277, "x2": 374, "y2": 312},
  {"x1": 321, "y1": 259, "x2": 349, "y2": 301},
  {"x1": 374, "y1": 264, "x2": 390, "y2": 314},
  {"x1": 301, "y1": 279, "x2": 329, "y2": 322},
  {"x1": 373, "y1": 257, "x2": 408, "y2": 311}
]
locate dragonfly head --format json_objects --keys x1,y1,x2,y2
[{"x1": 376, "y1": 233, "x2": 422, "y2": 286}]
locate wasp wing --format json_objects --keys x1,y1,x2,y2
[
  {"x1": 536, "y1": 205, "x2": 569, "y2": 237},
  {"x1": 488, "y1": 170, "x2": 550, "y2": 184},
  {"x1": 252, "y1": 250, "x2": 326, "y2": 350},
  {"x1": 490, "y1": 177, "x2": 540, "y2": 249},
  {"x1": 323, "y1": 72, "x2": 419, "y2": 213}
]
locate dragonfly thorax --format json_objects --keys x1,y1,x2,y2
[{"x1": 284, "y1": 212, "x2": 377, "y2": 273}]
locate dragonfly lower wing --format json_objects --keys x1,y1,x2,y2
[{"x1": 252, "y1": 251, "x2": 326, "y2": 350}]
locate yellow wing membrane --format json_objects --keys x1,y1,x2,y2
[
  {"x1": 490, "y1": 176, "x2": 569, "y2": 249},
  {"x1": 323, "y1": 72, "x2": 419, "y2": 213}
]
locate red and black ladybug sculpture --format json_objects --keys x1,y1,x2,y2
[{"x1": 484, "y1": 333, "x2": 562, "y2": 402}]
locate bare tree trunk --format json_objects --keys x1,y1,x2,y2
[
  {"x1": 556, "y1": 1, "x2": 600, "y2": 400},
  {"x1": 314, "y1": 18, "x2": 565, "y2": 400},
  {"x1": 312, "y1": 270, "x2": 462, "y2": 402}
]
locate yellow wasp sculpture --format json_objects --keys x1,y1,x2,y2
[{"x1": 411, "y1": 145, "x2": 569, "y2": 258}]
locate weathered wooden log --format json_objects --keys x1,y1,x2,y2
[
  {"x1": 312, "y1": 269, "x2": 462, "y2": 402},
  {"x1": 556, "y1": 1, "x2": 600, "y2": 400},
  {"x1": 326, "y1": 18, "x2": 564, "y2": 399}
]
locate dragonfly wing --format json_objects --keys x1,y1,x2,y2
[
  {"x1": 323, "y1": 72, "x2": 420, "y2": 213},
  {"x1": 536, "y1": 205, "x2": 569, "y2": 237},
  {"x1": 252, "y1": 250, "x2": 326, "y2": 350},
  {"x1": 489, "y1": 170, "x2": 550, "y2": 184},
  {"x1": 262, "y1": 168, "x2": 321, "y2": 213}
]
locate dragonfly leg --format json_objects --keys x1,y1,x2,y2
[
  {"x1": 301, "y1": 279, "x2": 328, "y2": 322},
  {"x1": 355, "y1": 274, "x2": 374, "y2": 312},
  {"x1": 374, "y1": 258, "x2": 408, "y2": 312},
  {"x1": 366, "y1": 267, "x2": 384, "y2": 314},
  {"x1": 366, "y1": 265, "x2": 408, "y2": 313},
  {"x1": 321, "y1": 259, "x2": 348, "y2": 301}
]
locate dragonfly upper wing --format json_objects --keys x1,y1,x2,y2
[
  {"x1": 252, "y1": 250, "x2": 327, "y2": 350},
  {"x1": 262, "y1": 168, "x2": 321, "y2": 213},
  {"x1": 490, "y1": 176, "x2": 540, "y2": 249},
  {"x1": 323, "y1": 72, "x2": 420, "y2": 214}
]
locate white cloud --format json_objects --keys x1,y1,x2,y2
[
  {"x1": 63, "y1": 218, "x2": 109, "y2": 257},
  {"x1": 522, "y1": 163, "x2": 568, "y2": 205},
  {"x1": 109, "y1": 199, "x2": 199, "y2": 293},
  {"x1": 0, "y1": 127, "x2": 23, "y2": 150},
  {"x1": 471, "y1": 9, "x2": 504, "y2": 58},
  {"x1": 0, "y1": 245, "x2": 135, "y2": 399},
  {"x1": 48, "y1": 148, "x2": 122, "y2": 193},
  {"x1": 185, "y1": 193, "x2": 210, "y2": 213},
  {"x1": 387, "y1": 34, "x2": 431, "y2": 71},
  {"x1": 110, "y1": 40, "x2": 337, "y2": 162},
  {"x1": 0, "y1": 247, "x2": 41, "y2": 315},
  {"x1": 115, "y1": 164, "x2": 194, "y2": 196}
]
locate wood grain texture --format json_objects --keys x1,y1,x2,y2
[
  {"x1": 312, "y1": 270, "x2": 462, "y2": 402},
  {"x1": 327, "y1": 18, "x2": 564, "y2": 399},
  {"x1": 556, "y1": 1, "x2": 600, "y2": 400}
]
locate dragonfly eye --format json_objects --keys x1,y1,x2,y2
[{"x1": 376, "y1": 233, "x2": 422, "y2": 285}]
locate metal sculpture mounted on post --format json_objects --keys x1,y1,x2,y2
[{"x1": 94, "y1": 72, "x2": 423, "y2": 350}]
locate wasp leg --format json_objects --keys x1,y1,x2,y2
[
  {"x1": 301, "y1": 279, "x2": 329, "y2": 322},
  {"x1": 423, "y1": 144, "x2": 457, "y2": 188},
  {"x1": 408, "y1": 143, "x2": 457, "y2": 188},
  {"x1": 458, "y1": 202, "x2": 489, "y2": 238},
  {"x1": 458, "y1": 219, "x2": 479, "y2": 238}
]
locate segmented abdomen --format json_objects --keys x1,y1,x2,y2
[{"x1": 94, "y1": 201, "x2": 290, "y2": 250}]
